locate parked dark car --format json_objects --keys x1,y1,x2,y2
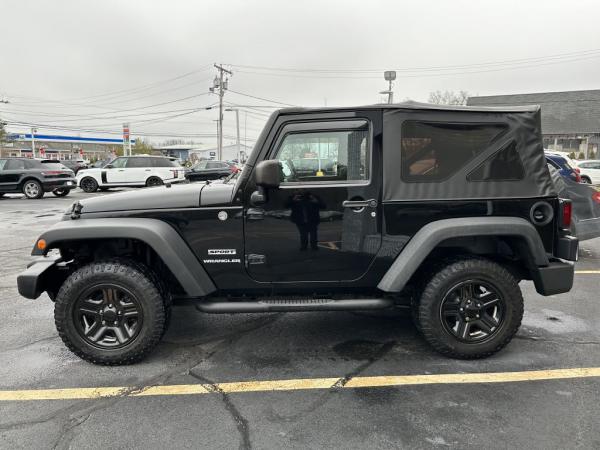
[
  {"x1": 0, "y1": 158, "x2": 76, "y2": 199},
  {"x1": 546, "y1": 151, "x2": 581, "y2": 183},
  {"x1": 59, "y1": 160, "x2": 88, "y2": 174},
  {"x1": 186, "y1": 160, "x2": 239, "y2": 182},
  {"x1": 548, "y1": 163, "x2": 600, "y2": 241}
]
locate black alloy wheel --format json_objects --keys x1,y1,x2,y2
[
  {"x1": 73, "y1": 285, "x2": 143, "y2": 349},
  {"x1": 439, "y1": 280, "x2": 505, "y2": 343},
  {"x1": 416, "y1": 258, "x2": 523, "y2": 359},
  {"x1": 80, "y1": 176, "x2": 98, "y2": 193},
  {"x1": 54, "y1": 260, "x2": 167, "y2": 365},
  {"x1": 52, "y1": 188, "x2": 70, "y2": 197},
  {"x1": 146, "y1": 176, "x2": 163, "y2": 187}
]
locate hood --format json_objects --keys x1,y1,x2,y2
[{"x1": 75, "y1": 181, "x2": 236, "y2": 215}]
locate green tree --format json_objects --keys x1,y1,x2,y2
[
  {"x1": 0, "y1": 120, "x2": 7, "y2": 143},
  {"x1": 132, "y1": 138, "x2": 154, "y2": 155}
]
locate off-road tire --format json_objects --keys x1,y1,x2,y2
[
  {"x1": 146, "y1": 176, "x2": 163, "y2": 187},
  {"x1": 80, "y1": 176, "x2": 98, "y2": 193},
  {"x1": 416, "y1": 258, "x2": 523, "y2": 359},
  {"x1": 22, "y1": 179, "x2": 44, "y2": 199},
  {"x1": 52, "y1": 188, "x2": 70, "y2": 197},
  {"x1": 54, "y1": 260, "x2": 166, "y2": 365}
]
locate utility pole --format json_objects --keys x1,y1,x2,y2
[
  {"x1": 226, "y1": 108, "x2": 241, "y2": 162},
  {"x1": 380, "y1": 71, "x2": 396, "y2": 104},
  {"x1": 31, "y1": 127, "x2": 37, "y2": 158},
  {"x1": 210, "y1": 64, "x2": 232, "y2": 161}
]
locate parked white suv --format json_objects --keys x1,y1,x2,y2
[
  {"x1": 77, "y1": 155, "x2": 184, "y2": 192},
  {"x1": 575, "y1": 160, "x2": 600, "y2": 185}
]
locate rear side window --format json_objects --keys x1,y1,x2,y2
[
  {"x1": 126, "y1": 157, "x2": 150, "y2": 168},
  {"x1": 401, "y1": 121, "x2": 507, "y2": 182},
  {"x1": 467, "y1": 141, "x2": 525, "y2": 182},
  {"x1": 5, "y1": 159, "x2": 26, "y2": 170},
  {"x1": 206, "y1": 162, "x2": 224, "y2": 169},
  {"x1": 152, "y1": 157, "x2": 180, "y2": 167}
]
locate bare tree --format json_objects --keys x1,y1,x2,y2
[{"x1": 428, "y1": 90, "x2": 470, "y2": 106}]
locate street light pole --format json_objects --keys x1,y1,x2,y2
[
  {"x1": 226, "y1": 108, "x2": 241, "y2": 162},
  {"x1": 380, "y1": 71, "x2": 396, "y2": 104}
]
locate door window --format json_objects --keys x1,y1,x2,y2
[
  {"x1": 126, "y1": 157, "x2": 150, "y2": 168},
  {"x1": 273, "y1": 122, "x2": 369, "y2": 184},
  {"x1": 0, "y1": 160, "x2": 6, "y2": 170},
  {"x1": 111, "y1": 158, "x2": 127, "y2": 168}
]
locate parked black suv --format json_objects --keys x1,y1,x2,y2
[
  {"x1": 0, "y1": 158, "x2": 76, "y2": 199},
  {"x1": 186, "y1": 160, "x2": 239, "y2": 182},
  {"x1": 17, "y1": 102, "x2": 578, "y2": 364}
]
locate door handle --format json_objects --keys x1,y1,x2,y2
[
  {"x1": 118, "y1": 169, "x2": 125, "y2": 172},
  {"x1": 342, "y1": 199, "x2": 377, "y2": 209},
  {"x1": 246, "y1": 208, "x2": 265, "y2": 220},
  {"x1": 145, "y1": 169, "x2": 151, "y2": 171}
]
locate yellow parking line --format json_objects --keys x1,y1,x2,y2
[
  {"x1": 575, "y1": 270, "x2": 600, "y2": 274},
  {"x1": 1, "y1": 367, "x2": 599, "y2": 402}
]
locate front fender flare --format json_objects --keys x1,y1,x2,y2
[
  {"x1": 32, "y1": 218, "x2": 216, "y2": 297},
  {"x1": 377, "y1": 216, "x2": 550, "y2": 293}
]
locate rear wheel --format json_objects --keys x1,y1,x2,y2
[
  {"x1": 415, "y1": 258, "x2": 523, "y2": 359},
  {"x1": 146, "y1": 176, "x2": 163, "y2": 187},
  {"x1": 54, "y1": 260, "x2": 166, "y2": 365},
  {"x1": 22, "y1": 180, "x2": 44, "y2": 199},
  {"x1": 52, "y1": 188, "x2": 70, "y2": 197},
  {"x1": 80, "y1": 176, "x2": 98, "y2": 193}
]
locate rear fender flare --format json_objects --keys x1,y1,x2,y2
[{"x1": 377, "y1": 216, "x2": 549, "y2": 293}]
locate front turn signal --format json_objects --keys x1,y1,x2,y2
[{"x1": 36, "y1": 239, "x2": 47, "y2": 251}]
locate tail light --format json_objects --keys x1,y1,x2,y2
[
  {"x1": 572, "y1": 171, "x2": 582, "y2": 183},
  {"x1": 574, "y1": 167, "x2": 581, "y2": 173},
  {"x1": 592, "y1": 191, "x2": 600, "y2": 204},
  {"x1": 559, "y1": 199, "x2": 572, "y2": 229},
  {"x1": 41, "y1": 171, "x2": 62, "y2": 176}
]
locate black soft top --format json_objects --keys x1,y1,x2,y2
[{"x1": 256, "y1": 102, "x2": 554, "y2": 201}]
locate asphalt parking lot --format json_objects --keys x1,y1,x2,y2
[{"x1": 0, "y1": 189, "x2": 599, "y2": 449}]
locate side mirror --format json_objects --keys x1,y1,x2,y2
[
  {"x1": 254, "y1": 159, "x2": 281, "y2": 189},
  {"x1": 105, "y1": 164, "x2": 114, "y2": 169}
]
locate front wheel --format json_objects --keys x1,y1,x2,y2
[
  {"x1": 52, "y1": 188, "x2": 71, "y2": 197},
  {"x1": 22, "y1": 180, "x2": 44, "y2": 199},
  {"x1": 80, "y1": 176, "x2": 99, "y2": 193},
  {"x1": 415, "y1": 258, "x2": 523, "y2": 359},
  {"x1": 581, "y1": 176, "x2": 592, "y2": 184},
  {"x1": 54, "y1": 260, "x2": 166, "y2": 365}
]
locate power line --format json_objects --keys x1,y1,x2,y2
[
  {"x1": 227, "y1": 89, "x2": 296, "y2": 106},
  {"x1": 228, "y1": 48, "x2": 600, "y2": 73},
  {"x1": 232, "y1": 52, "x2": 600, "y2": 79}
]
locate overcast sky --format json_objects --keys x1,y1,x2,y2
[{"x1": 2, "y1": 0, "x2": 600, "y2": 146}]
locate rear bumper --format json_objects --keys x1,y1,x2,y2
[
  {"x1": 532, "y1": 259, "x2": 575, "y2": 296},
  {"x1": 17, "y1": 256, "x2": 61, "y2": 299},
  {"x1": 41, "y1": 179, "x2": 76, "y2": 191}
]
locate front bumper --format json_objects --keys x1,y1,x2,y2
[{"x1": 17, "y1": 255, "x2": 62, "y2": 299}]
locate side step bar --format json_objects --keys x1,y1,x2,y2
[{"x1": 196, "y1": 298, "x2": 394, "y2": 314}]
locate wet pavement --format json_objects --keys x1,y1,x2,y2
[{"x1": 0, "y1": 190, "x2": 599, "y2": 449}]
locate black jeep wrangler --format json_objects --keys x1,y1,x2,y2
[{"x1": 17, "y1": 102, "x2": 578, "y2": 365}]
